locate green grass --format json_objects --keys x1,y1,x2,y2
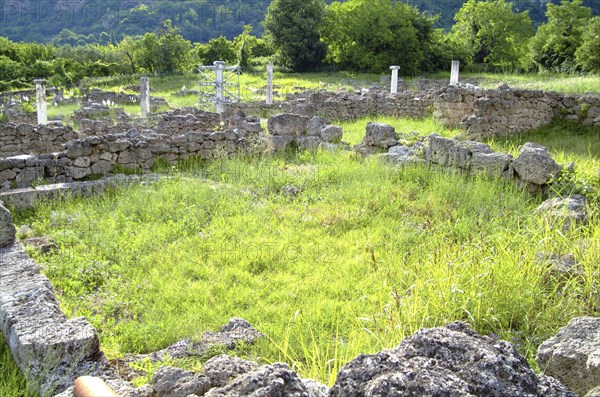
[
  {"x1": 3, "y1": 71, "x2": 599, "y2": 392},
  {"x1": 466, "y1": 72, "x2": 600, "y2": 94},
  {"x1": 0, "y1": 338, "x2": 33, "y2": 397},
  {"x1": 12, "y1": 145, "x2": 599, "y2": 386}
]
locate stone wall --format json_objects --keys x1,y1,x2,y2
[
  {"x1": 0, "y1": 203, "x2": 113, "y2": 397},
  {"x1": 266, "y1": 114, "x2": 345, "y2": 151},
  {"x1": 227, "y1": 89, "x2": 436, "y2": 122},
  {"x1": 350, "y1": 122, "x2": 563, "y2": 194},
  {"x1": 0, "y1": 108, "x2": 235, "y2": 160},
  {"x1": 434, "y1": 85, "x2": 600, "y2": 139},
  {"x1": 0, "y1": 115, "x2": 261, "y2": 191},
  {"x1": 0, "y1": 123, "x2": 80, "y2": 159}
]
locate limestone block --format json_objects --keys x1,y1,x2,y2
[
  {"x1": 512, "y1": 142, "x2": 561, "y2": 185},
  {"x1": 267, "y1": 113, "x2": 310, "y2": 136},
  {"x1": 537, "y1": 317, "x2": 600, "y2": 396}
]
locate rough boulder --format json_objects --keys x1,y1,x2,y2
[
  {"x1": 512, "y1": 142, "x2": 561, "y2": 185},
  {"x1": 330, "y1": 321, "x2": 574, "y2": 397},
  {"x1": 537, "y1": 316, "x2": 600, "y2": 397}
]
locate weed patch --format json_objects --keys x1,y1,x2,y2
[{"x1": 15, "y1": 150, "x2": 599, "y2": 385}]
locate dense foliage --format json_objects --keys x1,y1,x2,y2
[
  {"x1": 529, "y1": 0, "x2": 593, "y2": 72},
  {"x1": 451, "y1": 0, "x2": 534, "y2": 69},
  {"x1": 1, "y1": 0, "x2": 598, "y2": 44},
  {"x1": 263, "y1": 0, "x2": 327, "y2": 72},
  {"x1": 0, "y1": 0, "x2": 598, "y2": 91},
  {"x1": 322, "y1": 0, "x2": 433, "y2": 74}
]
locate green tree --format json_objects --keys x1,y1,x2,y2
[
  {"x1": 118, "y1": 36, "x2": 141, "y2": 74},
  {"x1": 529, "y1": 0, "x2": 592, "y2": 72},
  {"x1": 575, "y1": 16, "x2": 600, "y2": 72},
  {"x1": 155, "y1": 20, "x2": 192, "y2": 73},
  {"x1": 137, "y1": 32, "x2": 160, "y2": 73},
  {"x1": 263, "y1": 0, "x2": 327, "y2": 72},
  {"x1": 196, "y1": 36, "x2": 237, "y2": 65},
  {"x1": 451, "y1": 0, "x2": 533, "y2": 69},
  {"x1": 135, "y1": 20, "x2": 192, "y2": 73},
  {"x1": 322, "y1": 0, "x2": 431, "y2": 74}
]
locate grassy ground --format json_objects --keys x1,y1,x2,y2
[
  {"x1": 2, "y1": 71, "x2": 599, "y2": 393},
  {"x1": 0, "y1": 338, "x2": 33, "y2": 397},
  {"x1": 11, "y1": 142, "x2": 599, "y2": 387}
]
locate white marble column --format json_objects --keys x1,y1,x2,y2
[
  {"x1": 34, "y1": 79, "x2": 47, "y2": 125},
  {"x1": 450, "y1": 61, "x2": 460, "y2": 85},
  {"x1": 140, "y1": 76, "x2": 150, "y2": 118},
  {"x1": 390, "y1": 66, "x2": 400, "y2": 94}
]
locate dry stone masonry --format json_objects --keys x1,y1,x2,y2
[
  {"x1": 266, "y1": 114, "x2": 346, "y2": 151},
  {"x1": 383, "y1": 132, "x2": 562, "y2": 193},
  {"x1": 434, "y1": 84, "x2": 600, "y2": 139},
  {"x1": 0, "y1": 123, "x2": 80, "y2": 158},
  {"x1": 0, "y1": 111, "x2": 261, "y2": 191}
]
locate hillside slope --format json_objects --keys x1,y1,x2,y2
[{"x1": 0, "y1": 0, "x2": 598, "y2": 43}]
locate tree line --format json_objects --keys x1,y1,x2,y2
[{"x1": 0, "y1": 0, "x2": 598, "y2": 92}]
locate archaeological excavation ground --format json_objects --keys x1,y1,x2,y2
[{"x1": 1, "y1": 74, "x2": 599, "y2": 397}]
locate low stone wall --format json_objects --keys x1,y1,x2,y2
[
  {"x1": 266, "y1": 114, "x2": 345, "y2": 151},
  {"x1": 280, "y1": 90, "x2": 436, "y2": 121},
  {"x1": 0, "y1": 175, "x2": 159, "y2": 211},
  {"x1": 434, "y1": 85, "x2": 600, "y2": 138},
  {"x1": 0, "y1": 116, "x2": 261, "y2": 191},
  {"x1": 226, "y1": 89, "x2": 436, "y2": 122},
  {"x1": 0, "y1": 203, "x2": 112, "y2": 396},
  {"x1": 1, "y1": 108, "x2": 249, "y2": 160},
  {"x1": 0, "y1": 123, "x2": 80, "y2": 159},
  {"x1": 346, "y1": 120, "x2": 563, "y2": 194}
]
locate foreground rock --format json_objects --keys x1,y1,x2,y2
[
  {"x1": 355, "y1": 122, "x2": 399, "y2": 154},
  {"x1": 331, "y1": 321, "x2": 574, "y2": 397},
  {"x1": 0, "y1": 202, "x2": 15, "y2": 247},
  {"x1": 537, "y1": 317, "x2": 600, "y2": 396},
  {"x1": 536, "y1": 194, "x2": 588, "y2": 232},
  {"x1": 112, "y1": 318, "x2": 264, "y2": 382},
  {"x1": 148, "y1": 355, "x2": 328, "y2": 397},
  {"x1": 153, "y1": 366, "x2": 211, "y2": 397},
  {"x1": 205, "y1": 362, "x2": 316, "y2": 397},
  {"x1": 512, "y1": 142, "x2": 562, "y2": 186}
]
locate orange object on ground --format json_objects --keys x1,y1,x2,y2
[{"x1": 73, "y1": 376, "x2": 118, "y2": 397}]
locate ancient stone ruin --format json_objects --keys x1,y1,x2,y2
[{"x1": 1, "y1": 79, "x2": 599, "y2": 396}]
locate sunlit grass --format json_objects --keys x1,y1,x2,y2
[
  {"x1": 0, "y1": 338, "x2": 33, "y2": 397},
  {"x1": 14, "y1": 147, "x2": 599, "y2": 386},
  {"x1": 467, "y1": 72, "x2": 600, "y2": 94}
]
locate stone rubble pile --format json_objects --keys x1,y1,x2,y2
[{"x1": 331, "y1": 321, "x2": 575, "y2": 397}]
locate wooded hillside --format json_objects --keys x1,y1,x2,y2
[{"x1": 1, "y1": 0, "x2": 598, "y2": 44}]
